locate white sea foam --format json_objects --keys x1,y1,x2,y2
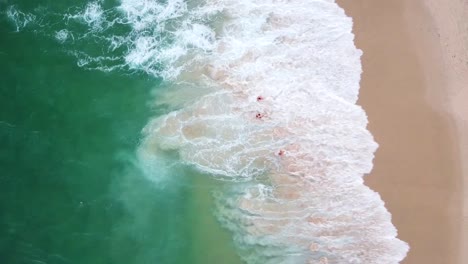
[
  {"x1": 40, "y1": 0, "x2": 216, "y2": 77},
  {"x1": 63, "y1": 1, "x2": 106, "y2": 31},
  {"x1": 136, "y1": 0, "x2": 410, "y2": 263},
  {"x1": 4, "y1": 0, "x2": 219, "y2": 76},
  {"x1": 117, "y1": 0, "x2": 218, "y2": 78},
  {"x1": 5, "y1": 5, "x2": 36, "y2": 32},
  {"x1": 55, "y1": 29, "x2": 71, "y2": 43},
  {"x1": 82, "y1": 1, "x2": 105, "y2": 29}
]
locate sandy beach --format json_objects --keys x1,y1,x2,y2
[{"x1": 337, "y1": 0, "x2": 467, "y2": 263}]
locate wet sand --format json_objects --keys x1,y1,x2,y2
[{"x1": 337, "y1": 0, "x2": 467, "y2": 263}]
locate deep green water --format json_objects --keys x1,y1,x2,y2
[{"x1": 0, "y1": 1, "x2": 242, "y2": 263}]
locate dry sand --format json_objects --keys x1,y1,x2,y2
[{"x1": 337, "y1": 0, "x2": 467, "y2": 263}]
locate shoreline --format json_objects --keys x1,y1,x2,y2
[{"x1": 337, "y1": 0, "x2": 465, "y2": 263}]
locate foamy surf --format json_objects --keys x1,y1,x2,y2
[
  {"x1": 4, "y1": 0, "x2": 410, "y2": 263},
  {"x1": 137, "y1": 0, "x2": 409, "y2": 263}
]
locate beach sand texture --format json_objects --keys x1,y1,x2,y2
[{"x1": 337, "y1": 0, "x2": 467, "y2": 263}]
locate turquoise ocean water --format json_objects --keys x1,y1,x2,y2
[{"x1": 0, "y1": 1, "x2": 241, "y2": 263}]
